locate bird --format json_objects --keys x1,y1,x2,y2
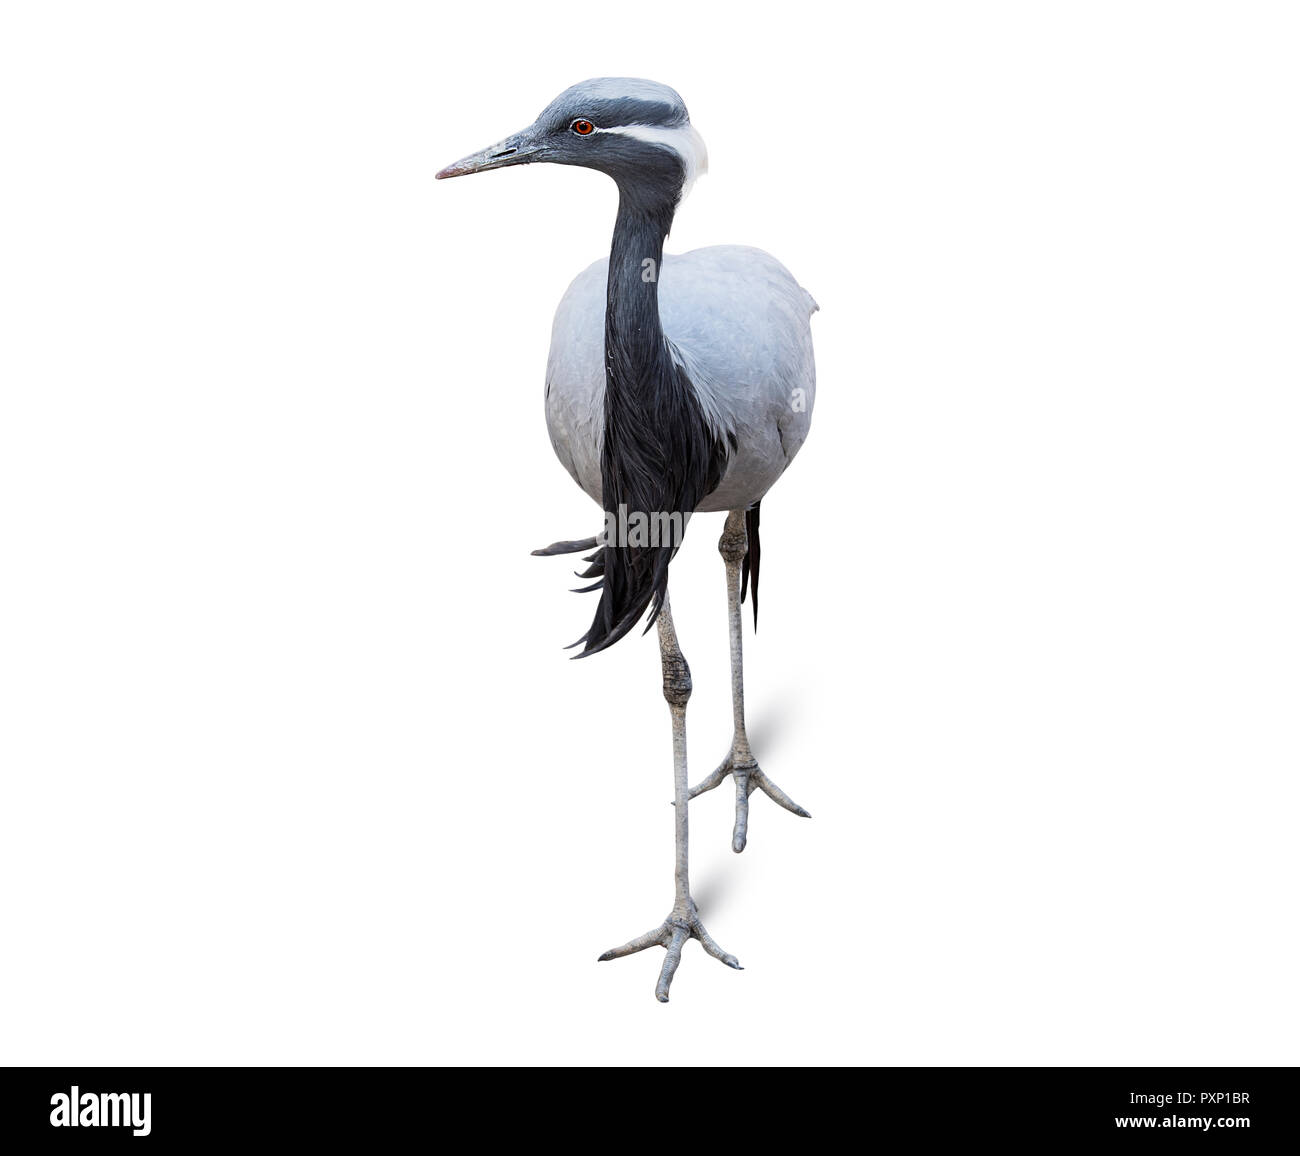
[{"x1": 437, "y1": 78, "x2": 818, "y2": 1001}]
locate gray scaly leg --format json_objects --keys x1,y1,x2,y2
[
  {"x1": 597, "y1": 596, "x2": 742, "y2": 1001},
  {"x1": 690, "y1": 509, "x2": 810, "y2": 852}
]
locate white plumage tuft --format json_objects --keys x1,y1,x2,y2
[{"x1": 601, "y1": 123, "x2": 709, "y2": 200}]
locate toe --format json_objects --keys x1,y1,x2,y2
[{"x1": 654, "y1": 926, "x2": 688, "y2": 1001}]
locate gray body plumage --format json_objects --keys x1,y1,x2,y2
[{"x1": 545, "y1": 245, "x2": 818, "y2": 513}]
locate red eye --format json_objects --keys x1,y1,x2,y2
[{"x1": 571, "y1": 119, "x2": 595, "y2": 136}]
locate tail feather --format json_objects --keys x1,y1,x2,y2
[
  {"x1": 740, "y1": 501, "x2": 761, "y2": 631},
  {"x1": 531, "y1": 536, "x2": 598, "y2": 557}
]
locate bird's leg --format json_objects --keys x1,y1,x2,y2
[
  {"x1": 690, "y1": 509, "x2": 811, "y2": 852},
  {"x1": 597, "y1": 596, "x2": 741, "y2": 1002}
]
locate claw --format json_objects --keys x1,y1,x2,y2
[
  {"x1": 694, "y1": 921, "x2": 743, "y2": 970},
  {"x1": 752, "y1": 768, "x2": 812, "y2": 818},
  {"x1": 598, "y1": 924, "x2": 668, "y2": 962}
]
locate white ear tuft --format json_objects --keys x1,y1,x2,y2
[{"x1": 601, "y1": 122, "x2": 709, "y2": 201}]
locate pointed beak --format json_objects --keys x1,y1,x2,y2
[{"x1": 436, "y1": 126, "x2": 546, "y2": 180}]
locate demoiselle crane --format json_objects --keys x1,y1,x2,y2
[{"x1": 437, "y1": 79, "x2": 818, "y2": 1001}]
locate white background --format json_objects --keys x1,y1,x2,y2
[{"x1": 2, "y1": 1, "x2": 1297, "y2": 1066}]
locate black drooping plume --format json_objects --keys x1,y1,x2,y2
[{"x1": 570, "y1": 182, "x2": 732, "y2": 657}]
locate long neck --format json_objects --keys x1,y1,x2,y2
[
  {"x1": 578, "y1": 186, "x2": 727, "y2": 657},
  {"x1": 604, "y1": 193, "x2": 675, "y2": 393}
]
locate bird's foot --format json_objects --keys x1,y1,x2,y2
[
  {"x1": 597, "y1": 898, "x2": 741, "y2": 1003},
  {"x1": 689, "y1": 751, "x2": 810, "y2": 853}
]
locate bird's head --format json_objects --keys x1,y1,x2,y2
[{"x1": 436, "y1": 78, "x2": 708, "y2": 208}]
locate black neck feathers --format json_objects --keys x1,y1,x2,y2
[{"x1": 573, "y1": 190, "x2": 731, "y2": 656}]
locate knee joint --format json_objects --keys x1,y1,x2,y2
[
  {"x1": 718, "y1": 527, "x2": 747, "y2": 567},
  {"x1": 661, "y1": 653, "x2": 692, "y2": 708}
]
